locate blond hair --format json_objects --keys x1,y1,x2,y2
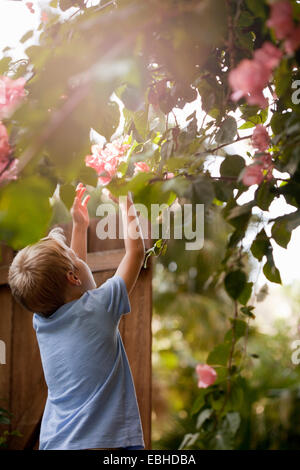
[{"x1": 8, "y1": 227, "x2": 77, "y2": 318}]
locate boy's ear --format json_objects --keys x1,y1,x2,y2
[{"x1": 66, "y1": 271, "x2": 82, "y2": 287}]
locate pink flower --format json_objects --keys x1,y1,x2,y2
[
  {"x1": 196, "y1": 364, "x2": 217, "y2": 389},
  {"x1": 284, "y1": 26, "x2": 300, "y2": 54},
  {"x1": 25, "y1": 2, "x2": 35, "y2": 14},
  {"x1": 85, "y1": 138, "x2": 130, "y2": 185},
  {"x1": 253, "y1": 42, "x2": 283, "y2": 71},
  {"x1": 133, "y1": 161, "x2": 150, "y2": 175},
  {"x1": 0, "y1": 122, "x2": 11, "y2": 169},
  {"x1": 242, "y1": 164, "x2": 265, "y2": 186},
  {"x1": 0, "y1": 76, "x2": 26, "y2": 120},
  {"x1": 41, "y1": 11, "x2": 49, "y2": 23},
  {"x1": 257, "y1": 153, "x2": 273, "y2": 169},
  {"x1": 229, "y1": 59, "x2": 270, "y2": 108},
  {"x1": 164, "y1": 172, "x2": 175, "y2": 180},
  {"x1": 252, "y1": 125, "x2": 270, "y2": 152},
  {"x1": 267, "y1": 1, "x2": 294, "y2": 40},
  {"x1": 0, "y1": 158, "x2": 18, "y2": 186},
  {"x1": 243, "y1": 153, "x2": 273, "y2": 186}
]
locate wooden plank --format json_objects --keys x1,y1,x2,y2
[
  {"x1": 8, "y1": 302, "x2": 47, "y2": 449},
  {"x1": 87, "y1": 249, "x2": 125, "y2": 272},
  {"x1": 0, "y1": 266, "x2": 8, "y2": 286},
  {"x1": 121, "y1": 262, "x2": 152, "y2": 450},
  {"x1": 0, "y1": 285, "x2": 13, "y2": 442}
]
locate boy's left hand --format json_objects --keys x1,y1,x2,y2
[{"x1": 71, "y1": 183, "x2": 90, "y2": 229}]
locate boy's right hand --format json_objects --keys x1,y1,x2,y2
[{"x1": 71, "y1": 183, "x2": 90, "y2": 229}]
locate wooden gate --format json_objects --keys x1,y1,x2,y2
[{"x1": 0, "y1": 216, "x2": 152, "y2": 449}]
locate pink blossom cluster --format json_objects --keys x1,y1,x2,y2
[
  {"x1": 229, "y1": 1, "x2": 300, "y2": 108},
  {"x1": 0, "y1": 122, "x2": 18, "y2": 186},
  {"x1": 85, "y1": 139, "x2": 130, "y2": 185},
  {"x1": 267, "y1": 1, "x2": 300, "y2": 55},
  {"x1": 0, "y1": 122, "x2": 11, "y2": 166},
  {"x1": 229, "y1": 42, "x2": 282, "y2": 108},
  {"x1": 195, "y1": 364, "x2": 217, "y2": 389},
  {"x1": 242, "y1": 124, "x2": 273, "y2": 186},
  {"x1": 251, "y1": 124, "x2": 270, "y2": 152},
  {"x1": 242, "y1": 153, "x2": 273, "y2": 187},
  {"x1": 0, "y1": 76, "x2": 27, "y2": 120},
  {"x1": 25, "y1": 2, "x2": 35, "y2": 14},
  {"x1": 133, "y1": 161, "x2": 150, "y2": 175}
]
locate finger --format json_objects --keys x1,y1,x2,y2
[
  {"x1": 78, "y1": 187, "x2": 87, "y2": 201},
  {"x1": 82, "y1": 194, "x2": 90, "y2": 207},
  {"x1": 76, "y1": 182, "x2": 84, "y2": 192},
  {"x1": 72, "y1": 196, "x2": 80, "y2": 209}
]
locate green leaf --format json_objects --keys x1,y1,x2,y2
[
  {"x1": 250, "y1": 229, "x2": 270, "y2": 261},
  {"x1": 162, "y1": 176, "x2": 190, "y2": 198},
  {"x1": 238, "y1": 281, "x2": 253, "y2": 305},
  {"x1": 59, "y1": 0, "x2": 75, "y2": 11},
  {"x1": 241, "y1": 306, "x2": 256, "y2": 319},
  {"x1": 207, "y1": 342, "x2": 231, "y2": 366},
  {"x1": 225, "y1": 412, "x2": 241, "y2": 435},
  {"x1": 20, "y1": 30, "x2": 34, "y2": 44},
  {"x1": 0, "y1": 177, "x2": 53, "y2": 250},
  {"x1": 224, "y1": 270, "x2": 247, "y2": 300},
  {"x1": 226, "y1": 201, "x2": 254, "y2": 222},
  {"x1": 238, "y1": 11, "x2": 254, "y2": 28},
  {"x1": 179, "y1": 432, "x2": 200, "y2": 450},
  {"x1": 121, "y1": 84, "x2": 144, "y2": 112},
  {"x1": 239, "y1": 109, "x2": 268, "y2": 129},
  {"x1": 271, "y1": 220, "x2": 291, "y2": 249},
  {"x1": 255, "y1": 181, "x2": 274, "y2": 211},
  {"x1": 270, "y1": 112, "x2": 290, "y2": 135},
  {"x1": 220, "y1": 154, "x2": 245, "y2": 179},
  {"x1": 196, "y1": 408, "x2": 214, "y2": 430},
  {"x1": 246, "y1": 0, "x2": 267, "y2": 18},
  {"x1": 215, "y1": 116, "x2": 237, "y2": 145},
  {"x1": 0, "y1": 57, "x2": 11, "y2": 75},
  {"x1": 190, "y1": 177, "x2": 215, "y2": 206},
  {"x1": 263, "y1": 251, "x2": 282, "y2": 284},
  {"x1": 60, "y1": 183, "x2": 76, "y2": 210},
  {"x1": 213, "y1": 180, "x2": 233, "y2": 202},
  {"x1": 274, "y1": 59, "x2": 293, "y2": 98},
  {"x1": 77, "y1": 165, "x2": 98, "y2": 187},
  {"x1": 225, "y1": 319, "x2": 248, "y2": 342}
]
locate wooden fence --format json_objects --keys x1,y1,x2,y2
[{"x1": 0, "y1": 215, "x2": 152, "y2": 449}]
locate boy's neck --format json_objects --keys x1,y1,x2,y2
[{"x1": 64, "y1": 290, "x2": 84, "y2": 304}]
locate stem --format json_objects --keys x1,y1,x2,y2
[
  {"x1": 198, "y1": 133, "x2": 253, "y2": 155},
  {"x1": 215, "y1": 300, "x2": 239, "y2": 423}
]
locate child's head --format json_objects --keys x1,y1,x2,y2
[{"x1": 8, "y1": 227, "x2": 96, "y2": 317}]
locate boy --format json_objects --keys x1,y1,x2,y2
[{"x1": 8, "y1": 184, "x2": 146, "y2": 450}]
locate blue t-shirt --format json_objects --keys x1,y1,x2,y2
[{"x1": 32, "y1": 274, "x2": 145, "y2": 450}]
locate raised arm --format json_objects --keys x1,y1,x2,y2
[
  {"x1": 70, "y1": 183, "x2": 90, "y2": 263},
  {"x1": 109, "y1": 191, "x2": 145, "y2": 295}
]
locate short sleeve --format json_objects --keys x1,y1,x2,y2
[{"x1": 100, "y1": 274, "x2": 131, "y2": 322}]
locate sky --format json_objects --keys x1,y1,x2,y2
[{"x1": 0, "y1": 0, "x2": 299, "y2": 330}]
